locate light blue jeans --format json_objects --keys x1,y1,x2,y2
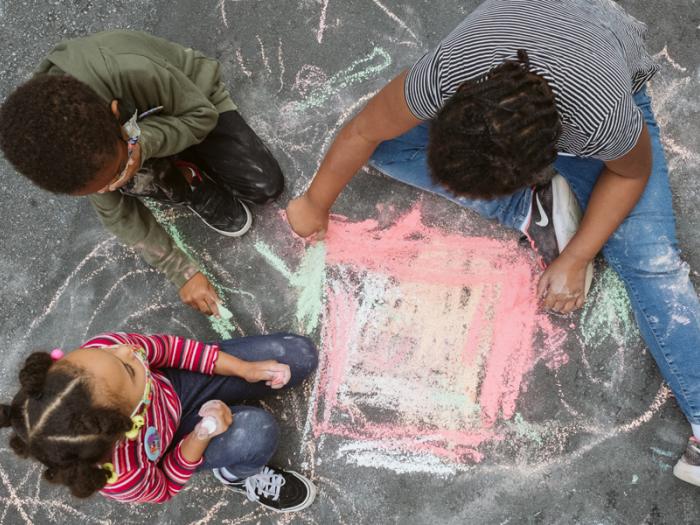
[{"x1": 369, "y1": 88, "x2": 700, "y2": 424}]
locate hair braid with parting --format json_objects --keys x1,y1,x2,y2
[
  {"x1": 428, "y1": 49, "x2": 562, "y2": 198},
  {"x1": 0, "y1": 352, "x2": 132, "y2": 498}
]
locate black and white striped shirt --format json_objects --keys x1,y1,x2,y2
[{"x1": 405, "y1": 0, "x2": 658, "y2": 161}]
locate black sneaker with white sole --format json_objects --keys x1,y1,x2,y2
[
  {"x1": 187, "y1": 168, "x2": 252, "y2": 238},
  {"x1": 524, "y1": 174, "x2": 593, "y2": 295},
  {"x1": 212, "y1": 465, "x2": 316, "y2": 513}
]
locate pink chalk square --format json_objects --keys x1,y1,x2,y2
[{"x1": 310, "y1": 205, "x2": 566, "y2": 463}]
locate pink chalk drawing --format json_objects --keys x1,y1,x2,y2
[{"x1": 308, "y1": 204, "x2": 568, "y2": 463}]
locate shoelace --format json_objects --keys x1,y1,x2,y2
[{"x1": 243, "y1": 467, "x2": 286, "y2": 502}]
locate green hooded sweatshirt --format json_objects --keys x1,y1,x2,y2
[{"x1": 35, "y1": 30, "x2": 237, "y2": 288}]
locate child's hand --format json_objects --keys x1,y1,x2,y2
[
  {"x1": 537, "y1": 252, "x2": 588, "y2": 314},
  {"x1": 242, "y1": 360, "x2": 291, "y2": 389},
  {"x1": 98, "y1": 142, "x2": 143, "y2": 193},
  {"x1": 193, "y1": 400, "x2": 233, "y2": 439},
  {"x1": 179, "y1": 272, "x2": 222, "y2": 317},
  {"x1": 286, "y1": 194, "x2": 328, "y2": 240}
]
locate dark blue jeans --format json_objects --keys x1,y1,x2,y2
[{"x1": 164, "y1": 333, "x2": 318, "y2": 478}]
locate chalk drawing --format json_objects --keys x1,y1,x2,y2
[
  {"x1": 311, "y1": 204, "x2": 569, "y2": 465},
  {"x1": 283, "y1": 47, "x2": 391, "y2": 114}
]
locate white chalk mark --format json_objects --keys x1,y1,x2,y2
[
  {"x1": 316, "y1": 0, "x2": 331, "y2": 43},
  {"x1": 653, "y1": 45, "x2": 688, "y2": 72},
  {"x1": 256, "y1": 35, "x2": 271, "y2": 75},
  {"x1": 82, "y1": 269, "x2": 156, "y2": 338},
  {"x1": 217, "y1": 0, "x2": 229, "y2": 28},
  {"x1": 0, "y1": 462, "x2": 34, "y2": 524},
  {"x1": 277, "y1": 37, "x2": 286, "y2": 93},
  {"x1": 370, "y1": 0, "x2": 419, "y2": 41},
  {"x1": 235, "y1": 48, "x2": 252, "y2": 78},
  {"x1": 190, "y1": 500, "x2": 228, "y2": 525},
  {"x1": 171, "y1": 318, "x2": 197, "y2": 339},
  {"x1": 22, "y1": 240, "x2": 114, "y2": 345}
]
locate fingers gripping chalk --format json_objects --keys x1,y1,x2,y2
[{"x1": 197, "y1": 416, "x2": 218, "y2": 438}]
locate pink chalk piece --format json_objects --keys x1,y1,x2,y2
[
  {"x1": 50, "y1": 348, "x2": 64, "y2": 361},
  {"x1": 311, "y1": 203, "x2": 568, "y2": 464}
]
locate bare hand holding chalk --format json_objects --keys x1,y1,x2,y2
[
  {"x1": 538, "y1": 252, "x2": 588, "y2": 314},
  {"x1": 179, "y1": 272, "x2": 221, "y2": 317},
  {"x1": 242, "y1": 360, "x2": 291, "y2": 389},
  {"x1": 193, "y1": 400, "x2": 232, "y2": 440},
  {"x1": 286, "y1": 194, "x2": 328, "y2": 240}
]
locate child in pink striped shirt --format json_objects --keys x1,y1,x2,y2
[{"x1": 0, "y1": 332, "x2": 317, "y2": 512}]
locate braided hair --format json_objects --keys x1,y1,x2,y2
[
  {"x1": 0, "y1": 353, "x2": 132, "y2": 498},
  {"x1": 427, "y1": 50, "x2": 562, "y2": 198}
]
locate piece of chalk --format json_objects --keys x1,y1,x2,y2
[
  {"x1": 201, "y1": 417, "x2": 217, "y2": 435},
  {"x1": 218, "y1": 304, "x2": 234, "y2": 320}
]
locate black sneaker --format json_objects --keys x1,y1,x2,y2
[
  {"x1": 524, "y1": 174, "x2": 593, "y2": 295},
  {"x1": 179, "y1": 162, "x2": 253, "y2": 238},
  {"x1": 122, "y1": 159, "x2": 253, "y2": 238},
  {"x1": 212, "y1": 465, "x2": 316, "y2": 513},
  {"x1": 673, "y1": 437, "x2": 700, "y2": 486}
]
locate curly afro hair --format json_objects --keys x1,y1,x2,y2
[
  {"x1": 0, "y1": 74, "x2": 122, "y2": 194},
  {"x1": 427, "y1": 50, "x2": 561, "y2": 199}
]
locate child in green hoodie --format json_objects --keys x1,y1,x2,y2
[{"x1": 0, "y1": 31, "x2": 283, "y2": 317}]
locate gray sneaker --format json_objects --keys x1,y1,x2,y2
[
  {"x1": 673, "y1": 437, "x2": 700, "y2": 486},
  {"x1": 524, "y1": 174, "x2": 594, "y2": 296}
]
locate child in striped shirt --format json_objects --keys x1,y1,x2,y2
[{"x1": 0, "y1": 332, "x2": 317, "y2": 512}]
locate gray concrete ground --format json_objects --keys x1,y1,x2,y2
[{"x1": 0, "y1": 1, "x2": 699, "y2": 524}]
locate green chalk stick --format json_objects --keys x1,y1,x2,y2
[{"x1": 218, "y1": 304, "x2": 234, "y2": 320}]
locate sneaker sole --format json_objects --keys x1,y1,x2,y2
[
  {"x1": 188, "y1": 200, "x2": 253, "y2": 238},
  {"x1": 673, "y1": 459, "x2": 700, "y2": 486},
  {"x1": 550, "y1": 174, "x2": 594, "y2": 297}
]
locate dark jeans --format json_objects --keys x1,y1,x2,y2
[
  {"x1": 164, "y1": 333, "x2": 318, "y2": 478},
  {"x1": 125, "y1": 111, "x2": 284, "y2": 205}
]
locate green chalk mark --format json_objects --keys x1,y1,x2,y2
[
  {"x1": 287, "y1": 47, "x2": 392, "y2": 114},
  {"x1": 631, "y1": 474, "x2": 639, "y2": 484},
  {"x1": 650, "y1": 447, "x2": 675, "y2": 458},
  {"x1": 580, "y1": 268, "x2": 639, "y2": 348},
  {"x1": 506, "y1": 413, "x2": 544, "y2": 445},
  {"x1": 256, "y1": 241, "x2": 326, "y2": 334},
  {"x1": 294, "y1": 243, "x2": 327, "y2": 333},
  {"x1": 254, "y1": 241, "x2": 295, "y2": 281},
  {"x1": 146, "y1": 202, "x2": 236, "y2": 339}
]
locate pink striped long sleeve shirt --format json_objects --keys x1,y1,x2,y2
[{"x1": 80, "y1": 332, "x2": 219, "y2": 503}]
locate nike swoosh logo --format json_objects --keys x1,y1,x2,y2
[{"x1": 535, "y1": 194, "x2": 549, "y2": 227}]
